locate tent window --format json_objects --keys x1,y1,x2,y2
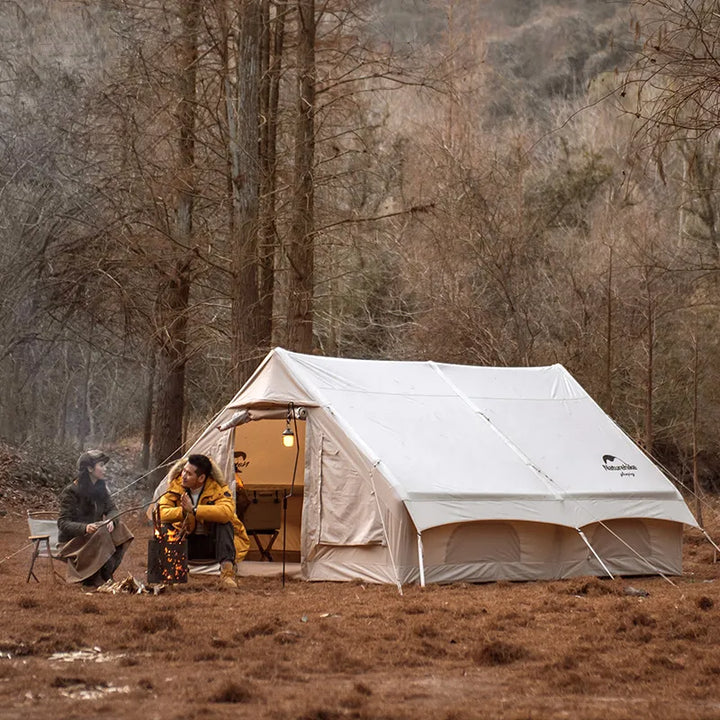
[
  {"x1": 588, "y1": 520, "x2": 651, "y2": 559},
  {"x1": 445, "y1": 522, "x2": 521, "y2": 564},
  {"x1": 318, "y1": 435, "x2": 384, "y2": 546}
]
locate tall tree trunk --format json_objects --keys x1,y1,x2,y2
[
  {"x1": 141, "y1": 345, "x2": 155, "y2": 470},
  {"x1": 691, "y1": 313, "x2": 704, "y2": 526},
  {"x1": 605, "y1": 245, "x2": 613, "y2": 414},
  {"x1": 644, "y1": 282, "x2": 654, "y2": 455},
  {"x1": 153, "y1": 261, "x2": 191, "y2": 468},
  {"x1": 258, "y1": 0, "x2": 285, "y2": 348},
  {"x1": 230, "y1": 0, "x2": 263, "y2": 385},
  {"x1": 152, "y1": 0, "x2": 199, "y2": 470},
  {"x1": 286, "y1": 0, "x2": 315, "y2": 352},
  {"x1": 79, "y1": 345, "x2": 92, "y2": 449}
]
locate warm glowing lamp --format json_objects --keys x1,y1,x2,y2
[{"x1": 282, "y1": 425, "x2": 295, "y2": 448}]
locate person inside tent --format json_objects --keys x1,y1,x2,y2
[
  {"x1": 157, "y1": 453, "x2": 250, "y2": 589},
  {"x1": 233, "y1": 450, "x2": 252, "y2": 523},
  {"x1": 57, "y1": 450, "x2": 134, "y2": 588}
]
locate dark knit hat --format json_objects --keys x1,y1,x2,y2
[{"x1": 77, "y1": 449, "x2": 110, "y2": 471}]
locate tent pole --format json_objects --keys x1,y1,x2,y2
[
  {"x1": 577, "y1": 528, "x2": 614, "y2": 579},
  {"x1": 282, "y1": 402, "x2": 301, "y2": 589},
  {"x1": 417, "y1": 532, "x2": 426, "y2": 588}
]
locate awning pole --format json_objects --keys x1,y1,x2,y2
[
  {"x1": 417, "y1": 532, "x2": 426, "y2": 588},
  {"x1": 577, "y1": 528, "x2": 615, "y2": 579}
]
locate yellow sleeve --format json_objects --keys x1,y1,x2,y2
[{"x1": 158, "y1": 492, "x2": 185, "y2": 525}]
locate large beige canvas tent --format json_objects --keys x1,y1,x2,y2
[{"x1": 156, "y1": 348, "x2": 698, "y2": 587}]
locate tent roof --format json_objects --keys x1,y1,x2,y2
[{"x1": 225, "y1": 348, "x2": 697, "y2": 532}]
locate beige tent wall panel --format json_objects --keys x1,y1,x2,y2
[
  {"x1": 302, "y1": 544, "x2": 400, "y2": 584},
  {"x1": 302, "y1": 410, "x2": 385, "y2": 552},
  {"x1": 410, "y1": 519, "x2": 684, "y2": 584},
  {"x1": 373, "y1": 471, "x2": 420, "y2": 582},
  {"x1": 318, "y1": 434, "x2": 384, "y2": 545},
  {"x1": 233, "y1": 419, "x2": 305, "y2": 488},
  {"x1": 584, "y1": 518, "x2": 683, "y2": 576}
]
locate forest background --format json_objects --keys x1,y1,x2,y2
[{"x1": 1, "y1": 0, "x2": 718, "y2": 500}]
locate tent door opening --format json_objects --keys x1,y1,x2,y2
[{"x1": 232, "y1": 417, "x2": 305, "y2": 563}]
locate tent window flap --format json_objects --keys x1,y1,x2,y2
[{"x1": 318, "y1": 435, "x2": 384, "y2": 546}]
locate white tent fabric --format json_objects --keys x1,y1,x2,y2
[{"x1": 164, "y1": 348, "x2": 697, "y2": 586}]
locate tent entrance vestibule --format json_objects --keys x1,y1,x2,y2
[{"x1": 231, "y1": 416, "x2": 306, "y2": 564}]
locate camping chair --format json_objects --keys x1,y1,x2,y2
[
  {"x1": 26, "y1": 510, "x2": 65, "y2": 583},
  {"x1": 245, "y1": 491, "x2": 282, "y2": 562}
]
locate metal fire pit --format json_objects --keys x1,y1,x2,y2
[{"x1": 147, "y1": 529, "x2": 188, "y2": 585}]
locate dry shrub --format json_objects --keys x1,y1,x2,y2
[
  {"x1": 298, "y1": 711, "x2": 342, "y2": 720},
  {"x1": 454, "y1": 607, "x2": 488, "y2": 620},
  {"x1": 446, "y1": 582, "x2": 473, "y2": 590},
  {"x1": 420, "y1": 640, "x2": 448, "y2": 658},
  {"x1": 354, "y1": 682, "x2": 372, "y2": 696},
  {"x1": 697, "y1": 595, "x2": 714, "y2": 611},
  {"x1": 701, "y1": 661, "x2": 720, "y2": 675},
  {"x1": 338, "y1": 694, "x2": 364, "y2": 710},
  {"x1": 549, "y1": 653, "x2": 580, "y2": 671},
  {"x1": 51, "y1": 675, "x2": 89, "y2": 688},
  {"x1": 193, "y1": 651, "x2": 220, "y2": 661},
  {"x1": 650, "y1": 654, "x2": 685, "y2": 671},
  {"x1": 538, "y1": 597, "x2": 567, "y2": 614},
  {"x1": 17, "y1": 596, "x2": 38, "y2": 609},
  {"x1": 274, "y1": 630, "x2": 300, "y2": 645},
  {"x1": 563, "y1": 577, "x2": 620, "y2": 597},
  {"x1": 552, "y1": 670, "x2": 594, "y2": 694},
  {"x1": 413, "y1": 622, "x2": 439, "y2": 638},
  {"x1": 322, "y1": 647, "x2": 371, "y2": 673},
  {"x1": 210, "y1": 680, "x2": 253, "y2": 704},
  {"x1": 239, "y1": 618, "x2": 281, "y2": 639},
  {"x1": 33, "y1": 634, "x2": 82, "y2": 654},
  {"x1": 471, "y1": 639, "x2": 528, "y2": 666},
  {"x1": 668, "y1": 615, "x2": 706, "y2": 641},
  {"x1": 80, "y1": 601, "x2": 100, "y2": 614},
  {"x1": 500, "y1": 611, "x2": 532, "y2": 628},
  {"x1": 631, "y1": 612, "x2": 657, "y2": 627},
  {"x1": 0, "y1": 665, "x2": 18, "y2": 680},
  {"x1": 135, "y1": 612, "x2": 180, "y2": 634},
  {"x1": 405, "y1": 604, "x2": 426, "y2": 615}
]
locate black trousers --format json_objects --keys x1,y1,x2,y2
[{"x1": 187, "y1": 522, "x2": 236, "y2": 565}]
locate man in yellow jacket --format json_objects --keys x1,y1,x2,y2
[{"x1": 158, "y1": 454, "x2": 249, "y2": 588}]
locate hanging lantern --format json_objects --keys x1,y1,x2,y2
[{"x1": 282, "y1": 425, "x2": 295, "y2": 448}]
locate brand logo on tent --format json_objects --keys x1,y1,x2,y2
[
  {"x1": 234, "y1": 450, "x2": 250, "y2": 471},
  {"x1": 602, "y1": 454, "x2": 637, "y2": 476}
]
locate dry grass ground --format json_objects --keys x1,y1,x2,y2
[{"x1": 0, "y1": 501, "x2": 719, "y2": 720}]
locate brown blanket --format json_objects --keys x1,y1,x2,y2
[{"x1": 58, "y1": 522, "x2": 134, "y2": 583}]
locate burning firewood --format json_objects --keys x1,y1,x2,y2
[
  {"x1": 95, "y1": 573, "x2": 165, "y2": 595},
  {"x1": 146, "y1": 506, "x2": 189, "y2": 585}
]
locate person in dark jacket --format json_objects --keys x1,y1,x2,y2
[{"x1": 57, "y1": 450, "x2": 134, "y2": 587}]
